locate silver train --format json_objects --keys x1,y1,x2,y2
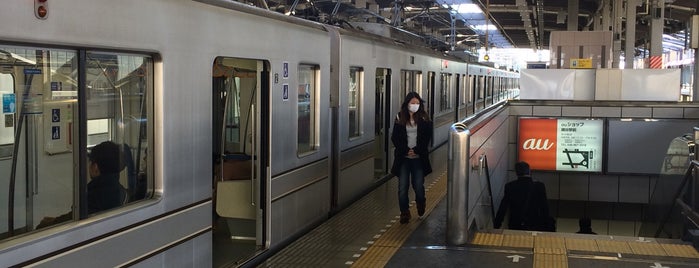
[{"x1": 0, "y1": 0, "x2": 518, "y2": 266}]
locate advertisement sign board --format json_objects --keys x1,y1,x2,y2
[{"x1": 518, "y1": 117, "x2": 603, "y2": 172}]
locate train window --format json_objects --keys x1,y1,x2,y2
[
  {"x1": 85, "y1": 51, "x2": 152, "y2": 208},
  {"x1": 348, "y1": 67, "x2": 363, "y2": 139},
  {"x1": 0, "y1": 44, "x2": 153, "y2": 237},
  {"x1": 297, "y1": 64, "x2": 318, "y2": 155},
  {"x1": 399, "y1": 70, "x2": 422, "y2": 99},
  {"x1": 425, "y1": 72, "x2": 434, "y2": 114},
  {"x1": 468, "y1": 75, "x2": 477, "y2": 103},
  {"x1": 459, "y1": 74, "x2": 467, "y2": 107},
  {"x1": 438, "y1": 72, "x2": 451, "y2": 113},
  {"x1": 478, "y1": 76, "x2": 484, "y2": 100},
  {"x1": 0, "y1": 73, "x2": 14, "y2": 158}
]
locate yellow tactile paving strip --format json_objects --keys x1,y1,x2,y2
[
  {"x1": 501, "y1": 234, "x2": 534, "y2": 248},
  {"x1": 534, "y1": 244, "x2": 567, "y2": 268},
  {"x1": 565, "y1": 238, "x2": 598, "y2": 252},
  {"x1": 628, "y1": 241, "x2": 667, "y2": 256},
  {"x1": 352, "y1": 170, "x2": 448, "y2": 267},
  {"x1": 471, "y1": 232, "x2": 503, "y2": 246},
  {"x1": 595, "y1": 240, "x2": 633, "y2": 254},
  {"x1": 534, "y1": 251, "x2": 568, "y2": 268},
  {"x1": 470, "y1": 232, "x2": 699, "y2": 268},
  {"x1": 661, "y1": 243, "x2": 699, "y2": 258},
  {"x1": 535, "y1": 236, "x2": 565, "y2": 249}
]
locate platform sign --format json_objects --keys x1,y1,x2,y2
[
  {"x1": 570, "y1": 58, "x2": 592, "y2": 69},
  {"x1": 518, "y1": 117, "x2": 603, "y2": 172}
]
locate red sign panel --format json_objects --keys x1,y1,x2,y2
[{"x1": 518, "y1": 118, "x2": 558, "y2": 170}]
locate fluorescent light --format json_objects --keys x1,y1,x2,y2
[
  {"x1": 471, "y1": 24, "x2": 497, "y2": 31},
  {"x1": 454, "y1": 3, "x2": 482, "y2": 14}
]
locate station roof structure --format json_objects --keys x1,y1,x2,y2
[{"x1": 252, "y1": 0, "x2": 696, "y2": 55}]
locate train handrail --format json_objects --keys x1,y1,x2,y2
[{"x1": 482, "y1": 154, "x2": 495, "y2": 223}]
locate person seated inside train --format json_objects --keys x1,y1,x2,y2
[{"x1": 37, "y1": 141, "x2": 127, "y2": 229}]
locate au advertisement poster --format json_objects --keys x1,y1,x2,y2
[{"x1": 518, "y1": 118, "x2": 603, "y2": 172}]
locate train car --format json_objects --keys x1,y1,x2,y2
[{"x1": 0, "y1": 0, "x2": 518, "y2": 267}]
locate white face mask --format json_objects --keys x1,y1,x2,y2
[{"x1": 408, "y1": 104, "x2": 420, "y2": 113}]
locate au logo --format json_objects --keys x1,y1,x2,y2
[{"x1": 522, "y1": 138, "x2": 554, "y2": 150}]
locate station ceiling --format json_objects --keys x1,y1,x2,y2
[{"x1": 259, "y1": 0, "x2": 697, "y2": 53}]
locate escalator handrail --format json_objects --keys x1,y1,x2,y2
[{"x1": 654, "y1": 159, "x2": 699, "y2": 237}]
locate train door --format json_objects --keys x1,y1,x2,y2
[
  {"x1": 212, "y1": 57, "x2": 269, "y2": 265},
  {"x1": 425, "y1": 72, "x2": 435, "y2": 122},
  {"x1": 374, "y1": 68, "x2": 390, "y2": 179}
]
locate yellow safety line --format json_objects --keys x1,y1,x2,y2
[
  {"x1": 350, "y1": 165, "x2": 699, "y2": 268},
  {"x1": 351, "y1": 171, "x2": 448, "y2": 267},
  {"x1": 472, "y1": 232, "x2": 699, "y2": 268}
]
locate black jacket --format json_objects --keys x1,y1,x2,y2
[
  {"x1": 390, "y1": 117, "x2": 433, "y2": 177},
  {"x1": 87, "y1": 173, "x2": 125, "y2": 214},
  {"x1": 494, "y1": 176, "x2": 549, "y2": 230}
]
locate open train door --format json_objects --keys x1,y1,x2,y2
[{"x1": 212, "y1": 57, "x2": 269, "y2": 266}]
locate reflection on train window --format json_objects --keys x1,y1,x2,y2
[
  {"x1": 0, "y1": 44, "x2": 153, "y2": 237},
  {"x1": 425, "y1": 72, "x2": 434, "y2": 114},
  {"x1": 438, "y1": 72, "x2": 451, "y2": 113},
  {"x1": 478, "y1": 76, "x2": 485, "y2": 100},
  {"x1": 348, "y1": 67, "x2": 363, "y2": 139},
  {"x1": 399, "y1": 70, "x2": 422, "y2": 99},
  {"x1": 88, "y1": 118, "x2": 110, "y2": 145},
  {"x1": 460, "y1": 74, "x2": 467, "y2": 107},
  {"x1": 297, "y1": 64, "x2": 318, "y2": 155}
]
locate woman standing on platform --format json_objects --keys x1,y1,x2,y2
[{"x1": 391, "y1": 92, "x2": 433, "y2": 224}]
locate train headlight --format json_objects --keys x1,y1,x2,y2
[{"x1": 35, "y1": 0, "x2": 48, "y2": 19}]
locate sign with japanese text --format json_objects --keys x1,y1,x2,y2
[
  {"x1": 570, "y1": 58, "x2": 592, "y2": 69},
  {"x1": 518, "y1": 118, "x2": 603, "y2": 172}
]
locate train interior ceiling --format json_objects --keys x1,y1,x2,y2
[{"x1": 238, "y1": 0, "x2": 697, "y2": 56}]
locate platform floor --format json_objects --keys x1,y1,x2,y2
[{"x1": 258, "y1": 165, "x2": 699, "y2": 268}]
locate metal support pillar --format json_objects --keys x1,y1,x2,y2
[
  {"x1": 694, "y1": 2, "x2": 699, "y2": 101},
  {"x1": 649, "y1": 0, "x2": 664, "y2": 68},
  {"x1": 625, "y1": 0, "x2": 638, "y2": 69},
  {"x1": 601, "y1": 0, "x2": 611, "y2": 31},
  {"x1": 567, "y1": 0, "x2": 579, "y2": 31},
  {"x1": 612, "y1": 0, "x2": 624, "y2": 68}
]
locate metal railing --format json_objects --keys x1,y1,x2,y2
[{"x1": 446, "y1": 102, "x2": 507, "y2": 245}]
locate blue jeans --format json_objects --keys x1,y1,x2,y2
[{"x1": 398, "y1": 158, "x2": 425, "y2": 212}]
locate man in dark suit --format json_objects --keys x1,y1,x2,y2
[{"x1": 494, "y1": 161, "x2": 551, "y2": 231}]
